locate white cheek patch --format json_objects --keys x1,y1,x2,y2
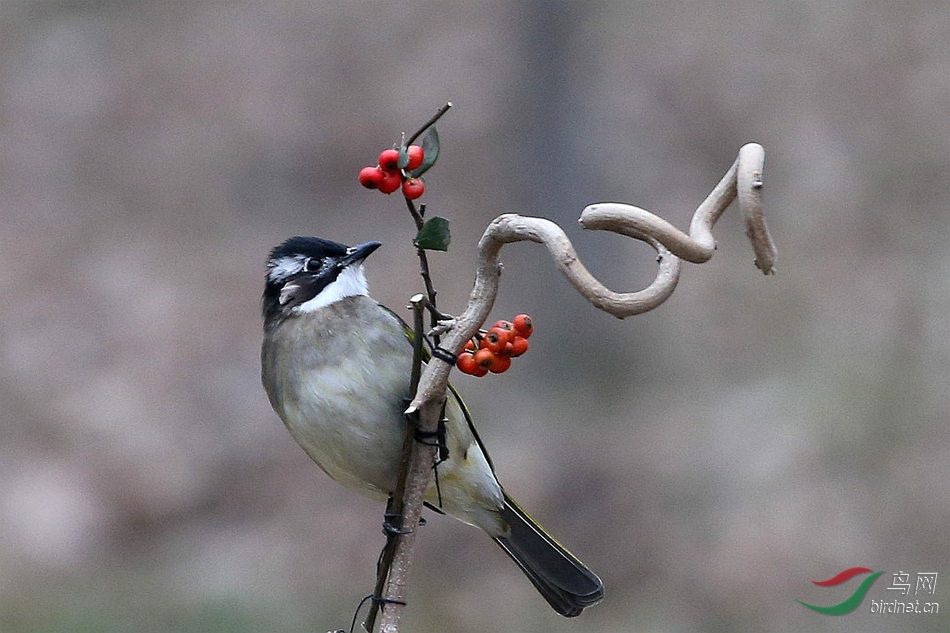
[
  {"x1": 278, "y1": 282, "x2": 298, "y2": 306},
  {"x1": 295, "y1": 264, "x2": 370, "y2": 312},
  {"x1": 267, "y1": 255, "x2": 307, "y2": 284}
]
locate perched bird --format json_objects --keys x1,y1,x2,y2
[{"x1": 260, "y1": 236, "x2": 604, "y2": 616}]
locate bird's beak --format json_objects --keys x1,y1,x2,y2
[{"x1": 339, "y1": 241, "x2": 382, "y2": 268}]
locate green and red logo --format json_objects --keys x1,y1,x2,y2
[{"x1": 797, "y1": 567, "x2": 884, "y2": 615}]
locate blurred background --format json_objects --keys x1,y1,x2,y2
[{"x1": 1, "y1": 1, "x2": 947, "y2": 632}]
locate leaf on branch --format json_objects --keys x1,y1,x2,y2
[
  {"x1": 408, "y1": 127, "x2": 440, "y2": 178},
  {"x1": 397, "y1": 145, "x2": 411, "y2": 169},
  {"x1": 414, "y1": 216, "x2": 451, "y2": 251}
]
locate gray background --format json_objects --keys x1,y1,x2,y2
[{"x1": 1, "y1": 2, "x2": 947, "y2": 632}]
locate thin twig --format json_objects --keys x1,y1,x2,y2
[
  {"x1": 405, "y1": 102, "x2": 452, "y2": 147},
  {"x1": 405, "y1": 197, "x2": 425, "y2": 231},
  {"x1": 403, "y1": 103, "x2": 453, "y2": 338},
  {"x1": 408, "y1": 294, "x2": 427, "y2": 395},
  {"x1": 405, "y1": 198, "x2": 441, "y2": 339}
]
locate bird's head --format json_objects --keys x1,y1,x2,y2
[{"x1": 263, "y1": 236, "x2": 381, "y2": 321}]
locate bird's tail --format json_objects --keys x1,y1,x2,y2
[{"x1": 493, "y1": 492, "x2": 604, "y2": 617}]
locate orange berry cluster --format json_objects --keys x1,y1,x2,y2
[
  {"x1": 358, "y1": 146, "x2": 425, "y2": 199},
  {"x1": 456, "y1": 315, "x2": 533, "y2": 377}
]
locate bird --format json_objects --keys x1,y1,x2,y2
[{"x1": 260, "y1": 235, "x2": 604, "y2": 617}]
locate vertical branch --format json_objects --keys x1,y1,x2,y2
[
  {"x1": 376, "y1": 402, "x2": 441, "y2": 633},
  {"x1": 372, "y1": 104, "x2": 453, "y2": 632},
  {"x1": 363, "y1": 295, "x2": 428, "y2": 633},
  {"x1": 408, "y1": 295, "x2": 426, "y2": 394},
  {"x1": 406, "y1": 198, "x2": 442, "y2": 339},
  {"x1": 404, "y1": 101, "x2": 452, "y2": 338},
  {"x1": 376, "y1": 295, "x2": 443, "y2": 632}
]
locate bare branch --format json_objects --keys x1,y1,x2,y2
[
  {"x1": 377, "y1": 403, "x2": 441, "y2": 633},
  {"x1": 372, "y1": 296, "x2": 434, "y2": 633},
  {"x1": 379, "y1": 143, "x2": 777, "y2": 631},
  {"x1": 405, "y1": 101, "x2": 452, "y2": 147},
  {"x1": 408, "y1": 143, "x2": 775, "y2": 404},
  {"x1": 580, "y1": 143, "x2": 776, "y2": 274}
]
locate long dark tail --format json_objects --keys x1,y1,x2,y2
[{"x1": 493, "y1": 493, "x2": 604, "y2": 617}]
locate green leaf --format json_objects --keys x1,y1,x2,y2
[
  {"x1": 413, "y1": 216, "x2": 451, "y2": 251},
  {"x1": 397, "y1": 145, "x2": 411, "y2": 169},
  {"x1": 408, "y1": 127, "x2": 440, "y2": 178}
]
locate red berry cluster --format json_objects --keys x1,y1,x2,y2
[
  {"x1": 456, "y1": 315, "x2": 534, "y2": 377},
  {"x1": 358, "y1": 146, "x2": 426, "y2": 200}
]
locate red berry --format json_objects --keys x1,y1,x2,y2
[
  {"x1": 402, "y1": 177, "x2": 425, "y2": 200},
  {"x1": 509, "y1": 335, "x2": 529, "y2": 357},
  {"x1": 473, "y1": 348, "x2": 496, "y2": 371},
  {"x1": 464, "y1": 339, "x2": 477, "y2": 353},
  {"x1": 405, "y1": 145, "x2": 424, "y2": 170},
  {"x1": 378, "y1": 148, "x2": 401, "y2": 172},
  {"x1": 512, "y1": 314, "x2": 534, "y2": 338},
  {"x1": 358, "y1": 166, "x2": 385, "y2": 189},
  {"x1": 456, "y1": 353, "x2": 475, "y2": 374},
  {"x1": 378, "y1": 169, "x2": 403, "y2": 194},
  {"x1": 492, "y1": 320, "x2": 514, "y2": 333},
  {"x1": 488, "y1": 353, "x2": 512, "y2": 374},
  {"x1": 495, "y1": 341, "x2": 516, "y2": 357},
  {"x1": 457, "y1": 352, "x2": 486, "y2": 376},
  {"x1": 481, "y1": 327, "x2": 511, "y2": 353}
]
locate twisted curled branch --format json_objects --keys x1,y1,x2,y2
[
  {"x1": 378, "y1": 143, "x2": 776, "y2": 632},
  {"x1": 409, "y1": 142, "x2": 774, "y2": 407},
  {"x1": 580, "y1": 142, "x2": 775, "y2": 279}
]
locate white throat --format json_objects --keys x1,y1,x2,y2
[{"x1": 296, "y1": 264, "x2": 369, "y2": 312}]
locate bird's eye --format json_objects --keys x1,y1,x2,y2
[{"x1": 304, "y1": 258, "x2": 322, "y2": 273}]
